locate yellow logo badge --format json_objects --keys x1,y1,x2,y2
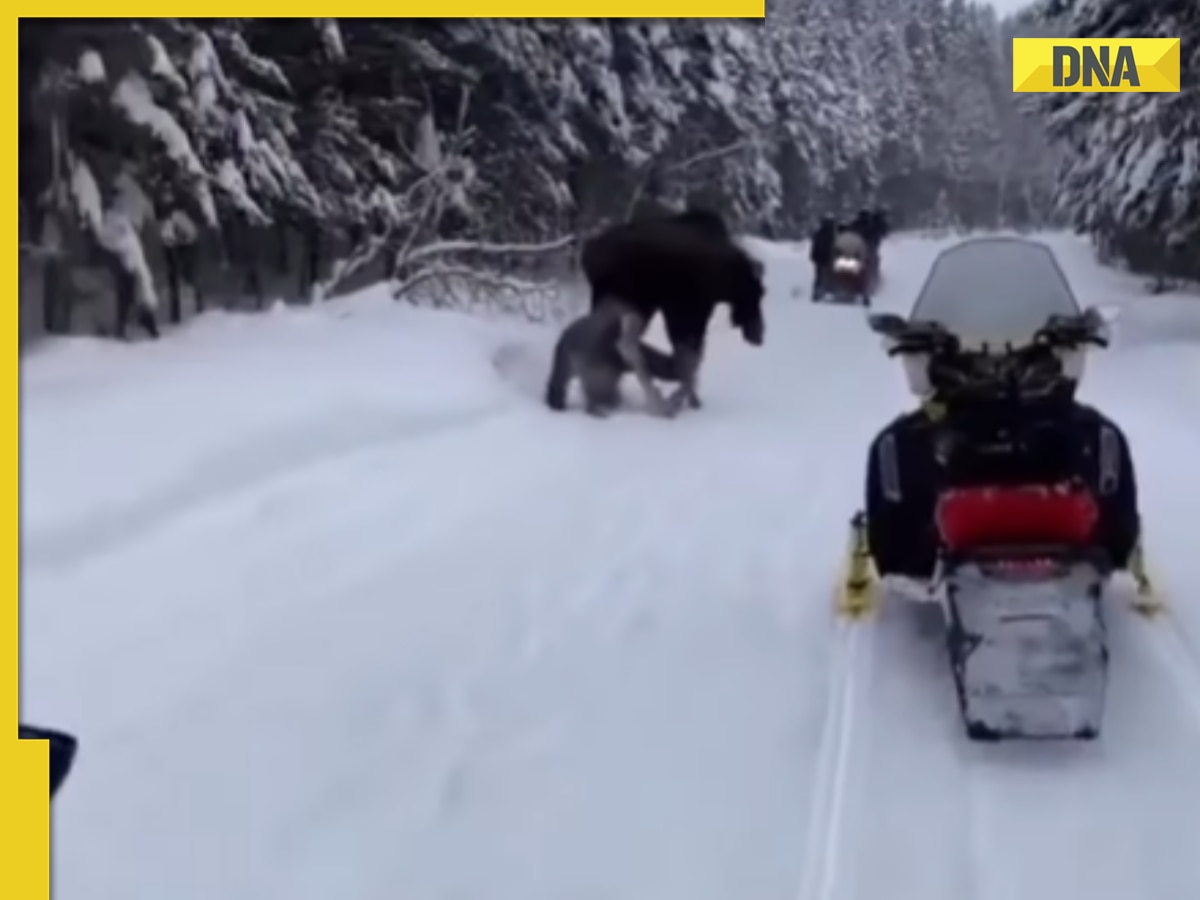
[{"x1": 1012, "y1": 38, "x2": 1180, "y2": 93}]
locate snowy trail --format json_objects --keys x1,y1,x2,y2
[
  {"x1": 21, "y1": 233, "x2": 1200, "y2": 900},
  {"x1": 24, "y1": 249, "x2": 893, "y2": 900},
  {"x1": 792, "y1": 240, "x2": 978, "y2": 900}
]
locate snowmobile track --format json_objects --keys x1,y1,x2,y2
[
  {"x1": 1138, "y1": 610, "x2": 1200, "y2": 738},
  {"x1": 25, "y1": 403, "x2": 515, "y2": 571},
  {"x1": 795, "y1": 619, "x2": 876, "y2": 900}
]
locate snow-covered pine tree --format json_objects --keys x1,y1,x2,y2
[
  {"x1": 19, "y1": 14, "x2": 1060, "y2": 340},
  {"x1": 1031, "y1": 0, "x2": 1199, "y2": 283}
]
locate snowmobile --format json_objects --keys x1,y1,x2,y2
[
  {"x1": 825, "y1": 253, "x2": 872, "y2": 306},
  {"x1": 20, "y1": 723, "x2": 78, "y2": 799},
  {"x1": 813, "y1": 227, "x2": 874, "y2": 306},
  {"x1": 838, "y1": 236, "x2": 1156, "y2": 742}
]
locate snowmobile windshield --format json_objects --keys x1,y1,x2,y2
[{"x1": 908, "y1": 238, "x2": 1081, "y2": 346}]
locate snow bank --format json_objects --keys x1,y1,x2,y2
[{"x1": 21, "y1": 283, "x2": 545, "y2": 541}]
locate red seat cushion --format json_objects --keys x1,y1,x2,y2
[{"x1": 935, "y1": 484, "x2": 1099, "y2": 552}]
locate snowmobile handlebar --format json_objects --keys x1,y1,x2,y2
[
  {"x1": 868, "y1": 310, "x2": 1109, "y2": 402},
  {"x1": 868, "y1": 310, "x2": 1109, "y2": 358},
  {"x1": 1035, "y1": 312, "x2": 1110, "y2": 350},
  {"x1": 926, "y1": 341, "x2": 1065, "y2": 398}
]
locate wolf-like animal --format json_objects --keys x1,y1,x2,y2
[
  {"x1": 545, "y1": 301, "x2": 683, "y2": 416},
  {"x1": 580, "y1": 211, "x2": 765, "y2": 417}
]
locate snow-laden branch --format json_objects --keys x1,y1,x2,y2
[
  {"x1": 20, "y1": 241, "x2": 61, "y2": 260},
  {"x1": 387, "y1": 232, "x2": 574, "y2": 323},
  {"x1": 661, "y1": 137, "x2": 758, "y2": 174},
  {"x1": 318, "y1": 83, "x2": 493, "y2": 303},
  {"x1": 392, "y1": 263, "x2": 544, "y2": 302},
  {"x1": 311, "y1": 232, "x2": 389, "y2": 303},
  {"x1": 312, "y1": 164, "x2": 445, "y2": 301},
  {"x1": 398, "y1": 234, "x2": 574, "y2": 270},
  {"x1": 392, "y1": 262, "x2": 574, "y2": 323}
]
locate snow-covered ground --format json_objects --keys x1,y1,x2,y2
[{"x1": 22, "y1": 233, "x2": 1200, "y2": 900}]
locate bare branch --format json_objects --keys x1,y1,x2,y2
[
  {"x1": 454, "y1": 83, "x2": 472, "y2": 136},
  {"x1": 391, "y1": 262, "x2": 543, "y2": 301},
  {"x1": 313, "y1": 165, "x2": 448, "y2": 301},
  {"x1": 20, "y1": 241, "x2": 62, "y2": 261},
  {"x1": 312, "y1": 233, "x2": 389, "y2": 302},
  {"x1": 391, "y1": 176, "x2": 447, "y2": 273},
  {"x1": 397, "y1": 234, "x2": 575, "y2": 270},
  {"x1": 663, "y1": 137, "x2": 758, "y2": 174}
]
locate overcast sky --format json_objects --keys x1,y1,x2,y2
[{"x1": 986, "y1": 0, "x2": 1033, "y2": 17}]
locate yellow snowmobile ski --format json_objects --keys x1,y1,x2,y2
[
  {"x1": 837, "y1": 511, "x2": 879, "y2": 619},
  {"x1": 1128, "y1": 537, "x2": 1163, "y2": 617}
]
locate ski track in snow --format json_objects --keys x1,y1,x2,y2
[
  {"x1": 23, "y1": 404, "x2": 515, "y2": 571},
  {"x1": 21, "y1": 233, "x2": 1200, "y2": 900},
  {"x1": 794, "y1": 619, "x2": 875, "y2": 900}
]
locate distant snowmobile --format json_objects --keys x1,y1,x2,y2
[
  {"x1": 836, "y1": 236, "x2": 1157, "y2": 742},
  {"x1": 815, "y1": 228, "x2": 872, "y2": 306},
  {"x1": 828, "y1": 253, "x2": 871, "y2": 306}
]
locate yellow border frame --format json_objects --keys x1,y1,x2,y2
[{"x1": 12, "y1": 16, "x2": 52, "y2": 899}]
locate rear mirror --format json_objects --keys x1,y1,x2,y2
[
  {"x1": 1082, "y1": 305, "x2": 1116, "y2": 344},
  {"x1": 20, "y1": 724, "x2": 78, "y2": 800},
  {"x1": 867, "y1": 312, "x2": 907, "y2": 337}
]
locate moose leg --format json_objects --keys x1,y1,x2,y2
[
  {"x1": 663, "y1": 311, "x2": 708, "y2": 412},
  {"x1": 665, "y1": 343, "x2": 704, "y2": 411},
  {"x1": 615, "y1": 308, "x2": 673, "y2": 418},
  {"x1": 683, "y1": 344, "x2": 704, "y2": 409},
  {"x1": 683, "y1": 335, "x2": 705, "y2": 408}
]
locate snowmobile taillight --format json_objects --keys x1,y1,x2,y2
[
  {"x1": 935, "y1": 484, "x2": 1099, "y2": 553},
  {"x1": 983, "y1": 557, "x2": 1062, "y2": 576}
]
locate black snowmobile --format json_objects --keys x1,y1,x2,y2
[
  {"x1": 826, "y1": 253, "x2": 872, "y2": 306},
  {"x1": 845, "y1": 237, "x2": 1153, "y2": 742},
  {"x1": 814, "y1": 225, "x2": 873, "y2": 307}
]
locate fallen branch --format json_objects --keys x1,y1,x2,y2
[
  {"x1": 397, "y1": 234, "x2": 575, "y2": 270},
  {"x1": 392, "y1": 261, "x2": 575, "y2": 323},
  {"x1": 392, "y1": 262, "x2": 543, "y2": 302},
  {"x1": 312, "y1": 166, "x2": 445, "y2": 302},
  {"x1": 662, "y1": 138, "x2": 758, "y2": 174},
  {"x1": 312, "y1": 232, "x2": 388, "y2": 302},
  {"x1": 19, "y1": 241, "x2": 62, "y2": 261},
  {"x1": 318, "y1": 83, "x2": 483, "y2": 302}
]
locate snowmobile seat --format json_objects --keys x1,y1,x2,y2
[{"x1": 935, "y1": 483, "x2": 1100, "y2": 554}]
